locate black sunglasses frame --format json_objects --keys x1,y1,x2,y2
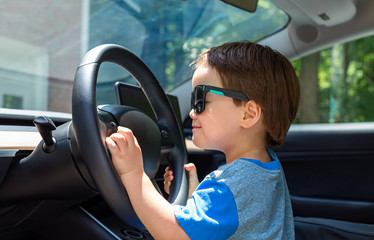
[{"x1": 191, "y1": 85, "x2": 250, "y2": 114}]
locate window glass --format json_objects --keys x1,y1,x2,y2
[
  {"x1": 292, "y1": 35, "x2": 374, "y2": 123},
  {"x1": 0, "y1": 0, "x2": 288, "y2": 114}
]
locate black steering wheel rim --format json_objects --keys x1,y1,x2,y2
[{"x1": 72, "y1": 44, "x2": 188, "y2": 228}]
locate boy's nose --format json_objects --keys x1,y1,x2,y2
[{"x1": 189, "y1": 108, "x2": 197, "y2": 120}]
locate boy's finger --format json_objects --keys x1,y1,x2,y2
[
  {"x1": 164, "y1": 180, "x2": 171, "y2": 194},
  {"x1": 165, "y1": 174, "x2": 174, "y2": 181},
  {"x1": 117, "y1": 126, "x2": 130, "y2": 132},
  {"x1": 106, "y1": 137, "x2": 119, "y2": 152},
  {"x1": 184, "y1": 163, "x2": 196, "y2": 172},
  {"x1": 109, "y1": 133, "x2": 127, "y2": 150},
  {"x1": 164, "y1": 169, "x2": 173, "y2": 176},
  {"x1": 117, "y1": 127, "x2": 136, "y2": 147},
  {"x1": 105, "y1": 137, "x2": 115, "y2": 147}
]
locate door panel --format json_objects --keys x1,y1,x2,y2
[{"x1": 275, "y1": 122, "x2": 374, "y2": 224}]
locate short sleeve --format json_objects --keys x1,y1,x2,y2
[{"x1": 173, "y1": 178, "x2": 239, "y2": 240}]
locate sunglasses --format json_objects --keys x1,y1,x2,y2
[{"x1": 191, "y1": 85, "x2": 250, "y2": 114}]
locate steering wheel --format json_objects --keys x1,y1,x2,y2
[{"x1": 72, "y1": 44, "x2": 188, "y2": 229}]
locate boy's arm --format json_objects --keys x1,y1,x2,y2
[
  {"x1": 121, "y1": 171, "x2": 190, "y2": 240},
  {"x1": 106, "y1": 127, "x2": 190, "y2": 240}
]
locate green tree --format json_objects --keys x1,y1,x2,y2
[
  {"x1": 298, "y1": 52, "x2": 320, "y2": 123},
  {"x1": 293, "y1": 35, "x2": 374, "y2": 123}
]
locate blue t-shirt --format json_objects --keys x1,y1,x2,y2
[{"x1": 173, "y1": 150, "x2": 295, "y2": 239}]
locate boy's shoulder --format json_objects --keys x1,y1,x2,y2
[
  {"x1": 210, "y1": 158, "x2": 280, "y2": 177},
  {"x1": 206, "y1": 158, "x2": 283, "y2": 193},
  {"x1": 207, "y1": 159, "x2": 268, "y2": 181},
  {"x1": 207, "y1": 159, "x2": 245, "y2": 179}
]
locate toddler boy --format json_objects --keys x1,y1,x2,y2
[{"x1": 107, "y1": 41, "x2": 300, "y2": 239}]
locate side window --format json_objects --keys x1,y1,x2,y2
[{"x1": 292, "y1": 35, "x2": 374, "y2": 123}]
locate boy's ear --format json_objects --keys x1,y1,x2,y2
[{"x1": 241, "y1": 101, "x2": 262, "y2": 128}]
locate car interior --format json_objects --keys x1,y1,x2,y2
[{"x1": 0, "y1": 0, "x2": 374, "y2": 239}]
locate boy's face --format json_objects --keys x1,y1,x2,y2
[{"x1": 189, "y1": 65, "x2": 245, "y2": 152}]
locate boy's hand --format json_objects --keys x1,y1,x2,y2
[
  {"x1": 106, "y1": 127, "x2": 190, "y2": 240},
  {"x1": 163, "y1": 167, "x2": 174, "y2": 194},
  {"x1": 164, "y1": 163, "x2": 200, "y2": 198},
  {"x1": 106, "y1": 126, "x2": 143, "y2": 177}
]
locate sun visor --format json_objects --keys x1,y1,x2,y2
[
  {"x1": 291, "y1": 0, "x2": 356, "y2": 27},
  {"x1": 221, "y1": 0, "x2": 258, "y2": 12}
]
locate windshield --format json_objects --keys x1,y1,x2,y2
[{"x1": 0, "y1": 0, "x2": 288, "y2": 114}]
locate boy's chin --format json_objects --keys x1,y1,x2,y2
[
  {"x1": 191, "y1": 137, "x2": 204, "y2": 149},
  {"x1": 192, "y1": 137, "x2": 216, "y2": 151}
]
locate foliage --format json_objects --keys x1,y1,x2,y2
[
  {"x1": 92, "y1": 0, "x2": 288, "y2": 93},
  {"x1": 292, "y1": 35, "x2": 374, "y2": 123}
]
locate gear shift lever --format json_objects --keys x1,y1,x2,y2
[{"x1": 33, "y1": 116, "x2": 56, "y2": 153}]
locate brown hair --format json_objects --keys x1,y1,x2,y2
[{"x1": 194, "y1": 41, "x2": 300, "y2": 147}]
